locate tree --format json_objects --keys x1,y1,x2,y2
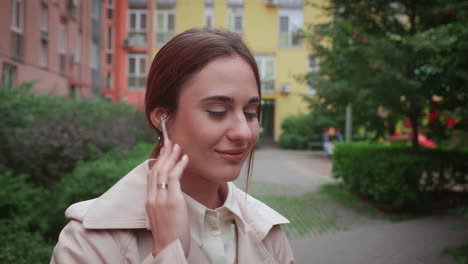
[{"x1": 304, "y1": 0, "x2": 468, "y2": 151}]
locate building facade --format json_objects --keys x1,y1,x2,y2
[
  {"x1": 0, "y1": 0, "x2": 103, "y2": 98},
  {"x1": 1, "y1": 0, "x2": 327, "y2": 142},
  {"x1": 107, "y1": 0, "x2": 328, "y2": 141}
]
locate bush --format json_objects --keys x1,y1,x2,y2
[
  {"x1": 279, "y1": 114, "x2": 317, "y2": 150},
  {"x1": 0, "y1": 171, "x2": 50, "y2": 233},
  {"x1": 47, "y1": 142, "x2": 153, "y2": 240},
  {"x1": 0, "y1": 85, "x2": 154, "y2": 186},
  {"x1": 332, "y1": 143, "x2": 468, "y2": 210},
  {"x1": 0, "y1": 220, "x2": 53, "y2": 264}
]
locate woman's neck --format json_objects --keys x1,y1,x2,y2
[{"x1": 180, "y1": 174, "x2": 226, "y2": 209}]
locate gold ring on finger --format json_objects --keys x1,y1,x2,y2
[{"x1": 157, "y1": 182, "x2": 168, "y2": 190}]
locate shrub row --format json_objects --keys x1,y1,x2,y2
[
  {"x1": 0, "y1": 142, "x2": 153, "y2": 262},
  {"x1": 0, "y1": 85, "x2": 154, "y2": 186},
  {"x1": 279, "y1": 114, "x2": 317, "y2": 150},
  {"x1": 332, "y1": 143, "x2": 468, "y2": 210}
]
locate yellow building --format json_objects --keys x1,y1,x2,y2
[{"x1": 152, "y1": 0, "x2": 328, "y2": 142}]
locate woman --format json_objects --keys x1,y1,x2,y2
[{"x1": 51, "y1": 28, "x2": 295, "y2": 263}]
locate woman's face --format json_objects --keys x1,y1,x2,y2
[{"x1": 168, "y1": 55, "x2": 260, "y2": 184}]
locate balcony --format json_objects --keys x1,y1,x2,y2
[
  {"x1": 156, "y1": 31, "x2": 174, "y2": 46},
  {"x1": 124, "y1": 32, "x2": 147, "y2": 46},
  {"x1": 156, "y1": 0, "x2": 175, "y2": 8}
]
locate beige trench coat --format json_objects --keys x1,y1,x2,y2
[{"x1": 51, "y1": 160, "x2": 295, "y2": 264}]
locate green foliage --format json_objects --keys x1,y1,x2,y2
[
  {"x1": 0, "y1": 86, "x2": 154, "y2": 186},
  {"x1": 445, "y1": 243, "x2": 468, "y2": 264},
  {"x1": 0, "y1": 220, "x2": 53, "y2": 264},
  {"x1": 333, "y1": 143, "x2": 468, "y2": 210},
  {"x1": 47, "y1": 142, "x2": 153, "y2": 240},
  {"x1": 304, "y1": 0, "x2": 468, "y2": 150},
  {"x1": 279, "y1": 114, "x2": 319, "y2": 149},
  {"x1": 0, "y1": 171, "x2": 50, "y2": 233}
]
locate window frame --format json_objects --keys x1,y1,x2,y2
[
  {"x1": 227, "y1": 7, "x2": 243, "y2": 36},
  {"x1": 155, "y1": 8, "x2": 176, "y2": 46},
  {"x1": 255, "y1": 55, "x2": 276, "y2": 94},
  {"x1": 278, "y1": 9, "x2": 303, "y2": 48},
  {"x1": 127, "y1": 53, "x2": 147, "y2": 90}
]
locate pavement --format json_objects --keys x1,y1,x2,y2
[{"x1": 238, "y1": 145, "x2": 468, "y2": 264}]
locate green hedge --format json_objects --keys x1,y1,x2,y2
[
  {"x1": 332, "y1": 143, "x2": 468, "y2": 209},
  {"x1": 0, "y1": 85, "x2": 153, "y2": 186},
  {"x1": 279, "y1": 114, "x2": 317, "y2": 150},
  {"x1": 0, "y1": 143, "x2": 153, "y2": 261},
  {"x1": 47, "y1": 143, "x2": 153, "y2": 239}
]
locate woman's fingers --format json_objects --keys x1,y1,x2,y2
[{"x1": 168, "y1": 154, "x2": 189, "y2": 195}]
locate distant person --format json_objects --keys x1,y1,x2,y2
[{"x1": 51, "y1": 28, "x2": 295, "y2": 263}]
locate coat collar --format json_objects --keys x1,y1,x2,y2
[{"x1": 65, "y1": 159, "x2": 289, "y2": 241}]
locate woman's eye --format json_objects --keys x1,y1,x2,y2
[
  {"x1": 206, "y1": 110, "x2": 226, "y2": 117},
  {"x1": 244, "y1": 112, "x2": 258, "y2": 119}
]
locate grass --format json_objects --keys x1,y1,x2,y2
[
  {"x1": 257, "y1": 192, "x2": 337, "y2": 238},
  {"x1": 445, "y1": 243, "x2": 468, "y2": 264}
]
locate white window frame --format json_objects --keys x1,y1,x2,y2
[
  {"x1": 156, "y1": 9, "x2": 175, "y2": 46},
  {"x1": 59, "y1": 23, "x2": 66, "y2": 54},
  {"x1": 255, "y1": 55, "x2": 276, "y2": 94},
  {"x1": 11, "y1": 0, "x2": 23, "y2": 34},
  {"x1": 128, "y1": 9, "x2": 147, "y2": 34},
  {"x1": 128, "y1": 9, "x2": 147, "y2": 45},
  {"x1": 92, "y1": 0, "x2": 99, "y2": 20},
  {"x1": 279, "y1": 9, "x2": 303, "y2": 48},
  {"x1": 59, "y1": 23, "x2": 66, "y2": 72},
  {"x1": 107, "y1": 27, "x2": 114, "y2": 65},
  {"x1": 41, "y1": 3, "x2": 48, "y2": 32},
  {"x1": 106, "y1": 71, "x2": 113, "y2": 88},
  {"x1": 108, "y1": 0, "x2": 114, "y2": 20},
  {"x1": 127, "y1": 54, "x2": 146, "y2": 90},
  {"x1": 205, "y1": 7, "x2": 214, "y2": 29},
  {"x1": 91, "y1": 41, "x2": 99, "y2": 69},
  {"x1": 227, "y1": 7, "x2": 243, "y2": 36},
  {"x1": 40, "y1": 42, "x2": 47, "y2": 67}
]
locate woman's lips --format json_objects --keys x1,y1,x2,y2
[{"x1": 216, "y1": 149, "x2": 246, "y2": 162}]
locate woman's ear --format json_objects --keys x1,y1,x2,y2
[{"x1": 150, "y1": 108, "x2": 169, "y2": 131}]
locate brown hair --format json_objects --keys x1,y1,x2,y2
[{"x1": 145, "y1": 28, "x2": 261, "y2": 188}]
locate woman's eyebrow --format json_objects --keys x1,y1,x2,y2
[
  {"x1": 200, "y1": 95, "x2": 234, "y2": 103},
  {"x1": 248, "y1": 97, "x2": 261, "y2": 104},
  {"x1": 200, "y1": 96, "x2": 261, "y2": 104}
]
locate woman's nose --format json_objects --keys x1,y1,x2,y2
[{"x1": 226, "y1": 113, "x2": 253, "y2": 142}]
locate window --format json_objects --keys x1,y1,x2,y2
[
  {"x1": 307, "y1": 55, "x2": 319, "y2": 94},
  {"x1": 205, "y1": 6, "x2": 213, "y2": 29},
  {"x1": 59, "y1": 22, "x2": 67, "y2": 73},
  {"x1": 106, "y1": 72, "x2": 113, "y2": 88},
  {"x1": 1, "y1": 63, "x2": 17, "y2": 88},
  {"x1": 227, "y1": 7, "x2": 243, "y2": 36},
  {"x1": 255, "y1": 55, "x2": 275, "y2": 94},
  {"x1": 41, "y1": 3, "x2": 48, "y2": 32},
  {"x1": 107, "y1": 27, "x2": 113, "y2": 65},
  {"x1": 40, "y1": 42, "x2": 47, "y2": 67},
  {"x1": 156, "y1": 9, "x2": 175, "y2": 46},
  {"x1": 91, "y1": 41, "x2": 99, "y2": 69},
  {"x1": 108, "y1": 0, "x2": 114, "y2": 20},
  {"x1": 128, "y1": 9, "x2": 147, "y2": 45},
  {"x1": 279, "y1": 9, "x2": 303, "y2": 48},
  {"x1": 92, "y1": 0, "x2": 99, "y2": 20},
  {"x1": 11, "y1": 0, "x2": 23, "y2": 60},
  {"x1": 128, "y1": 53, "x2": 146, "y2": 90},
  {"x1": 40, "y1": 3, "x2": 48, "y2": 67}
]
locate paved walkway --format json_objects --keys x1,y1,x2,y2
[{"x1": 242, "y1": 147, "x2": 467, "y2": 264}]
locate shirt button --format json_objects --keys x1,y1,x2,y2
[{"x1": 211, "y1": 230, "x2": 219, "y2": 237}]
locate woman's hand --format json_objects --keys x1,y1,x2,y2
[{"x1": 146, "y1": 140, "x2": 191, "y2": 257}]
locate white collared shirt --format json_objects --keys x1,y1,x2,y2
[{"x1": 184, "y1": 183, "x2": 240, "y2": 264}]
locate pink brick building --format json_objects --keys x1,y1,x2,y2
[{"x1": 0, "y1": 0, "x2": 103, "y2": 99}]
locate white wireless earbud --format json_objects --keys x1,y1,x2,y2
[{"x1": 160, "y1": 113, "x2": 169, "y2": 141}]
